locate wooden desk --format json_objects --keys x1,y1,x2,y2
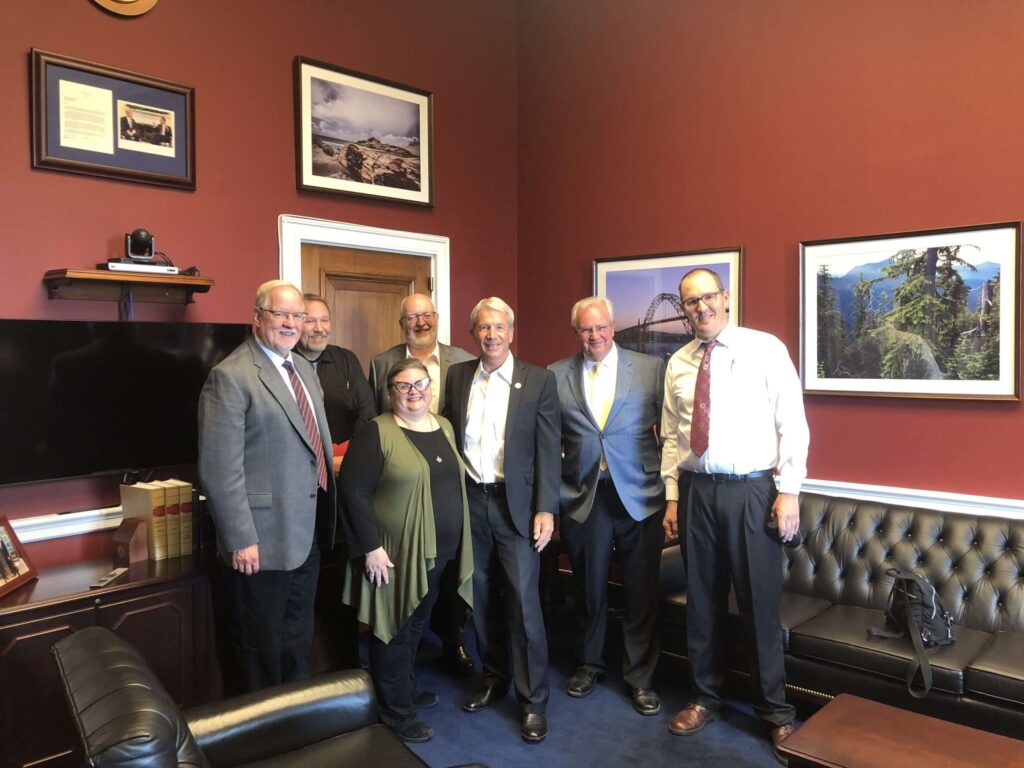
[{"x1": 779, "y1": 694, "x2": 1024, "y2": 768}]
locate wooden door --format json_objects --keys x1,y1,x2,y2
[{"x1": 300, "y1": 244, "x2": 432, "y2": 370}]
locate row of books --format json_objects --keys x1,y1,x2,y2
[{"x1": 119, "y1": 479, "x2": 194, "y2": 560}]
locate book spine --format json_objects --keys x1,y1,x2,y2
[{"x1": 149, "y1": 488, "x2": 168, "y2": 561}]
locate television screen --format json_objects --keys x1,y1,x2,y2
[{"x1": 0, "y1": 319, "x2": 251, "y2": 486}]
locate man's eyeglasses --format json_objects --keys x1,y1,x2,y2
[
  {"x1": 681, "y1": 291, "x2": 722, "y2": 311},
  {"x1": 302, "y1": 315, "x2": 330, "y2": 326},
  {"x1": 390, "y1": 377, "x2": 431, "y2": 394},
  {"x1": 402, "y1": 311, "x2": 438, "y2": 324},
  {"x1": 259, "y1": 308, "x2": 308, "y2": 322},
  {"x1": 576, "y1": 324, "x2": 610, "y2": 337}
]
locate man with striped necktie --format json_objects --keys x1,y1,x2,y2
[{"x1": 199, "y1": 279, "x2": 337, "y2": 692}]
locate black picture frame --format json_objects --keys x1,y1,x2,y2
[
  {"x1": 294, "y1": 56, "x2": 433, "y2": 206},
  {"x1": 30, "y1": 49, "x2": 195, "y2": 190}
]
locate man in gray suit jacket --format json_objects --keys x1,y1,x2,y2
[
  {"x1": 368, "y1": 293, "x2": 474, "y2": 415},
  {"x1": 548, "y1": 296, "x2": 666, "y2": 716},
  {"x1": 199, "y1": 280, "x2": 337, "y2": 692},
  {"x1": 368, "y1": 292, "x2": 476, "y2": 676}
]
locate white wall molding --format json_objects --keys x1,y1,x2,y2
[
  {"x1": 11, "y1": 505, "x2": 123, "y2": 543},
  {"x1": 277, "y1": 215, "x2": 453, "y2": 344},
  {"x1": 12, "y1": 481, "x2": 1023, "y2": 544},
  {"x1": 804, "y1": 478, "x2": 1024, "y2": 520}
]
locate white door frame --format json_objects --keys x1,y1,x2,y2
[{"x1": 277, "y1": 214, "x2": 453, "y2": 344}]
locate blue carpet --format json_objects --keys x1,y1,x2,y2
[{"x1": 391, "y1": 609, "x2": 789, "y2": 768}]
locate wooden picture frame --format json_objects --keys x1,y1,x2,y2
[
  {"x1": 294, "y1": 56, "x2": 433, "y2": 205},
  {"x1": 594, "y1": 248, "x2": 743, "y2": 362},
  {"x1": 31, "y1": 49, "x2": 195, "y2": 189},
  {"x1": 0, "y1": 517, "x2": 38, "y2": 599},
  {"x1": 801, "y1": 222, "x2": 1020, "y2": 399}
]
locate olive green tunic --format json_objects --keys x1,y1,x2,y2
[{"x1": 341, "y1": 413, "x2": 473, "y2": 643}]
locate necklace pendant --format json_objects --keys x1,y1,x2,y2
[{"x1": 436, "y1": 455, "x2": 443, "y2": 463}]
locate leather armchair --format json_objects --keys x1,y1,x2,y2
[{"x1": 52, "y1": 626, "x2": 430, "y2": 767}]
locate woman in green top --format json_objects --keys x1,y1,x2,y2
[{"x1": 339, "y1": 358, "x2": 472, "y2": 743}]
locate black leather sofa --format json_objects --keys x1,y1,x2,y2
[
  {"x1": 659, "y1": 491, "x2": 1024, "y2": 738},
  {"x1": 51, "y1": 626, "x2": 441, "y2": 767}
]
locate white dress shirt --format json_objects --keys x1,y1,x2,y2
[
  {"x1": 256, "y1": 342, "x2": 322, "y2": 430},
  {"x1": 464, "y1": 354, "x2": 515, "y2": 483},
  {"x1": 582, "y1": 342, "x2": 618, "y2": 428},
  {"x1": 406, "y1": 344, "x2": 441, "y2": 413},
  {"x1": 660, "y1": 323, "x2": 809, "y2": 499}
]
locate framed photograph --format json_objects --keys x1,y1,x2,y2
[
  {"x1": 800, "y1": 222, "x2": 1020, "y2": 400},
  {"x1": 594, "y1": 248, "x2": 742, "y2": 362},
  {"x1": 31, "y1": 49, "x2": 194, "y2": 190},
  {"x1": 0, "y1": 517, "x2": 37, "y2": 600},
  {"x1": 294, "y1": 56, "x2": 433, "y2": 206}
]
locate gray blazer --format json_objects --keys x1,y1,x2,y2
[
  {"x1": 548, "y1": 345, "x2": 665, "y2": 524},
  {"x1": 368, "y1": 342, "x2": 474, "y2": 414},
  {"x1": 198, "y1": 336, "x2": 337, "y2": 571}
]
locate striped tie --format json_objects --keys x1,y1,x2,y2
[{"x1": 282, "y1": 360, "x2": 328, "y2": 491}]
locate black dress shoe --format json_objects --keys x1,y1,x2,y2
[
  {"x1": 444, "y1": 644, "x2": 476, "y2": 678},
  {"x1": 413, "y1": 689, "x2": 439, "y2": 709},
  {"x1": 463, "y1": 685, "x2": 507, "y2": 712},
  {"x1": 521, "y1": 712, "x2": 548, "y2": 742},
  {"x1": 567, "y1": 667, "x2": 600, "y2": 698},
  {"x1": 393, "y1": 719, "x2": 435, "y2": 743},
  {"x1": 631, "y1": 687, "x2": 661, "y2": 715}
]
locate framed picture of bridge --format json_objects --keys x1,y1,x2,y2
[
  {"x1": 800, "y1": 221, "x2": 1020, "y2": 400},
  {"x1": 594, "y1": 248, "x2": 742, "y2": 362}
]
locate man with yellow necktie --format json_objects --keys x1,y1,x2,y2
[{"x1": 549, "y1": 296, "x2": 666, "y2": 716}]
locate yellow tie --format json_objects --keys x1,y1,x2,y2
[{"x1": 590, "y1": 363, "x2": 611, "y2": 429}]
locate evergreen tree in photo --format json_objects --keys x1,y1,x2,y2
[{"x1": 816, "y1": 265, "x2": 846, "y2": 377}]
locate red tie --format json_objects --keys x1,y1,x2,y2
[
  {"x1": 282, "y1": 360, "x2": 328, "y2": 491},
  {"x1": 690, "y1": 340, "x2": 716, "y2": 458}
]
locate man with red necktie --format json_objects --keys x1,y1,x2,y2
[
  {"x1": 199, "y1": 280, "x2": 336, "y2": 693},
  {"x1": 660, "y1": 267, "x2": 809, "y2": 766}
]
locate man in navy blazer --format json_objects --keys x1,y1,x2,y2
[
  {"x1": 548, "y1": 296, "x2": 666, "y2": 715},
  {"x1": 199, "y1": 280, "x2": 336, "y2": 692},
  {"x1": 443, "y1": 296, "x2": 560, "y2": 742}
]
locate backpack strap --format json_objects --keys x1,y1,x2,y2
[{"x1": 905, "y1": 607, "x2": 934, "y2": 699}]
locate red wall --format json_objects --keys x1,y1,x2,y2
[
  {"x1": 1, "y1": 1, "x2": 518, "y2": 563},
  {"x1": 516, "y1": 0, "x2": 1024, "y2": 499}
]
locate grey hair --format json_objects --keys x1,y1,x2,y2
[
  {"x1": 469, "y1": 297, "x2": 515, "y2": 330},
  {"x1": 255, "y1": 280, "x2": 302, "y2": 310},
  {"x1": 570, "y1": 296, "x2": 614, "y2": 329}
]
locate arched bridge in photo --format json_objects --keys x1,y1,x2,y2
[{"x1": 617, "y1": 292, "x2": 691, "y2": 353}]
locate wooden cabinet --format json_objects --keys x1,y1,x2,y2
[{"x1": 0, "y1": 559, "x2": 212, "y2": 768}]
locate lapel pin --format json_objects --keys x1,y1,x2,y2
[{"x1": 514, "y1": 382, "x2": 522, "y2": 389}]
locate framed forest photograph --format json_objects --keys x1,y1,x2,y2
[
  {"x1": 594, "y1": 248, "x2": 742, "y2": 363},
  {"x1": 801, "y1": 222, "x2": 1020, "y2": 400}
]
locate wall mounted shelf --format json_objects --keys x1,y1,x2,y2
[{"x1": 43, "y1": 269, "x2": 214, "y2": 319}]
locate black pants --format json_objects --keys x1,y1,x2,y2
[
  {"x1": 683, "y1": 472, "x2": 794, "y2": 727},
  {"x1": 562, "y1": 479, "x2": 664, "y2": 688},
  {"x1": 368, "y1": 561, "x2": 448, "y2": 729},
  {"x1": 468, "y1": 483, "x2": 549, "y2": 713},
  {"x1": 222, "y1": 541, "x2": 320, "y2": 693},
  {"x1": 428, "y1": 559, "x2": 471, "y2": 650}
]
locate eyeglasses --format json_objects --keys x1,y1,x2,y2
[
  {"x1": 259, "y1": 308, "x2": 308, "y2": 322},
  {"x1": 576, "y1": 324, "x2": 610, "y2": 337},
  {"x1": 402, "y1": 311, "x2": 437, "y2": 324},
  {"x1": 681, "y1": 291, "x2": 722, "y2": 311},
  {"x1": 390, "y1": 377, "x2": 431, "y2": 394},
  {"x1": 302, "y1": 315, "x2": 330, "y2": 326}
]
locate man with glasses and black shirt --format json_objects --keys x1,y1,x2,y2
[
  {"x1": 368, "y1": 293, "x2": 477, "y2": 676},
  {"x1": 199, "y1": 280, "x2": 336, "y2": 692},
  {"x1": 661, "y1": 268, "x2": 809, "y2": 765}
]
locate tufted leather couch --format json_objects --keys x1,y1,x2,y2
[
  {"x1": 659, "y1": 491, "x2": 1024, "y2": 738},
  {"x1": 51, "y1": 626, "x2": 432, "y2": 767}
]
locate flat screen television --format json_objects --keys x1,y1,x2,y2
[{"x1": 0, "y1": 319, "x2": 251, "y2": 487}]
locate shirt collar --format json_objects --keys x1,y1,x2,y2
[
  {"x1": 257, "y1": 341, "x2": 293, "y2": 367},
  {"x1": 475, "y1": 353, "x2": 515, "y2": 384},
  {"x1": 406, "y1": 343, "x2": 439, "y2": 363},
  {"x1": 689, "y1": 322, "x2": 734, "y2": 359},
  {"x1": 583, "y1": 342, "x2": 618, "y2": 371}
]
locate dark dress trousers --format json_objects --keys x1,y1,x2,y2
[{"x1": 443, "y1": 357, "x2": 561, "y2": 712}]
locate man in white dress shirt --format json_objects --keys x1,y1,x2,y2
[{"x1": 660, "y1": 268, "x2": 809, "y2": 766}]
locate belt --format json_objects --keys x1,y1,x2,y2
[
  {"x1": 687, "y1": 469, "x2": 774, "y2": 483},
  {"x1": 467, "y1": 478, "x2": 506, "y2": 494}
]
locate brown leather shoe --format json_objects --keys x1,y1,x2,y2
[
  {"x1": 668, "y1": 703, "x2": 714, "y2": 736},
  {"x1": 771, "y1": 723, "x2": 798, "y2": 765}
]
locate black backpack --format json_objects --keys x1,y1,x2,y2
[{"x1": 867, "y1": 567, "x2": 955, "y2": 698}]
